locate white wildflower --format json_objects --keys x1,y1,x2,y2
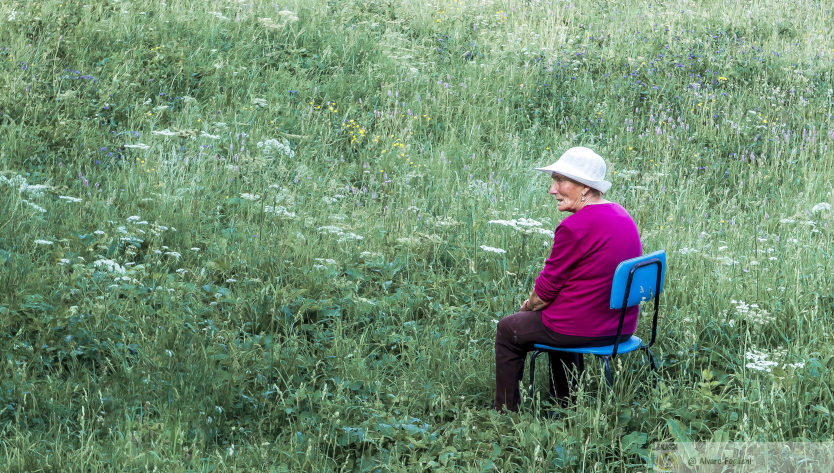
[
  {"x1": 515, "y1": 218, "x2": 543, "y2": 227},
  {"x1": 176, "y1": 268, "x2": 188, "y2": 274},
  {"x1": 715, "y1": 256, "x2": 738, "y2": 266},
  {"x1": 488, "y1": 218, "x2": 546, "y2": 236},
  {"x1": 151, "y1": 129, "x2": 179, "y2": 137},
  {"x1": 240, "y1": 193, "x2": 261, "y2": 201},
  {"x1": 322, "y1": 195, "x2": 345, "y2": 204},
  {"x1": 745, "y1": 349, "x2": 779, "y2": 372},
  {"x1": 58, "y1": 258, "x2": 71, "y2": 265},
  {"x1": 34, "y1": 239, "x2": 54, "y2": 245},
  {"x1": 730, "y1": 299, "x2": 775, "y2": 324},
  {"x1": 277, "y1": 10, "x2": 298, "y2": 22},
  {"x1": 337, "y1": 232, "x2": 363, "y2": 242},
  {"x1": 164, "y1": 251, "x2": 182, "y2": 259},
  {"x1": 264, "y1": 205, "x2": 296, "y2": 218},
  {"x1": 200, "y1": 131, "x2": 220, "y2": 140},
  {"x1": 811, "y1": 202, "x2": 831, "y2": 213},
  {"x1": 225, "y1": 278, "x2": 237, "y2": 283},
  {"x1": 24, "y1": 200, "x2": 47, "y2": 213},
  {"x1": 314, "y1": 258, "x2": 338, "y2": 266},
  {"x1": 94, "y1": 230, "x2": 106, "y2": 235},
  {"x1": 317, "y1": 225, "x2": 344, "y2": 235},
  {"x1": 191, "y1": 247, "x2": 201, "y2": 252},
  {"x1": 479, "y1": 245, "x2": 506, "y2": 254},
  {"x1": 209, "y1": 11, "x2": 229, "y2": 20},
  {"x1": 745, "y1": 346, "x2": 804, "y2": 372},
  {"x1": 434, "y1": 217, "x2": 460, "y2": 227},
  {"x1": 93, "y1": 259, "x2": 127, "y2": 274},
  {"x1": 58, "y1": 195, "x2": 83, "y2": 203},
  {"x1": 127, "y1": 216, "x2": 141, "y2": 222},
  {"x1": 359, "y1": 251, "x2": 382, "y2": 259},
  {"x1": 256, "y1": 138, "x2": 294, "y2": 158},
  {"x1": 251, "y1": 97, "x2": 268, "y2": 108}
]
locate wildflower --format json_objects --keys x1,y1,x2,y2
[
  {"x1": 479, "y1": 245, "x2": 506, "y2": 254},
  {"x1": 264, "y1": 205, "x2": 296, "y2": 218},
  {"x1": 337, "y1": 232, "x2": 363, "y2": 242},
  {"x1": 318, "y1": 225, "x2": 344, "y2": 235},
  {"x1": 240, "y1": 193, "x2": 261, "y2": 201},
  {"x1": 251, "y1": 97, "x2": 268, "y2": 108},
  {"x1": 24, "y1": 201, "x2": 47, "y2": 213},
  {"x1": 34, "y1": 239, "x2": 54, "y2": 245},
  {"x1": 58, "y1": 195, "x2": 83, "y2": 203},
  {"x1": 745, "y1": 349, "x2": 779, "y2": 372},
  {"x1": 811, "y1": 202, "x2": 831, "y2": 213},
  {"x1": 164, "y1": 251, "x2": 182, "y2": 259},
  {"x1": 729, "y1": 299, "x2": 775, "y2": 324},
  {"x1": 124, "y1": 143, "x2": 150, "y2": 149},
  {"x1": 256, "y1": 138, "x2": 294, "y2": 158},
  {"x1": 93, "y1": 259, "x2": 127, "y2": 274},
  {"x1": 152, "y1": 129, "x2": 179, "y2": 136}
]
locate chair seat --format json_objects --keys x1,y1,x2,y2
[{"x1": 533, "y1": 335, "x2": 644, "y2": 356}]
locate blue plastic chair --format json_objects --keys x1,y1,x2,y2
[{"x1": 528, "y1": 250, "x2": 666, "y2": 397}]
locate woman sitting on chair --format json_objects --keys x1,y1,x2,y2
[{"x1": 494, "y1": 147, "x2": 642, "y2": 412}]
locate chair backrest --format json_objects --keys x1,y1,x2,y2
[{"x1": 609, "y1": 250, "x2": 666, "y2": 310}]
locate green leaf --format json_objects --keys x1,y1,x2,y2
[
  {"x1": 666, "y1": 418, "x2": 692, "y2": 443},
  {"x1": 622, "y1": 431, "x2": 648, "y2": 453}
]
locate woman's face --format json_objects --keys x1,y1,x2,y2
[{"x1": 549, "y1": 174, "x2": 587, "y2": 213}]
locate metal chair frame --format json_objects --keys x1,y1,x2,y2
[{"x1": 528, "y1": 250, "x2": 666, "y2": 397}]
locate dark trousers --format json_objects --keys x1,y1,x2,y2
[{"x1": 494, "y1": 310, "x2": 631, "y2": 412}]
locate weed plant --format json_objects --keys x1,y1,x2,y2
[{"x1": 1, "y1": 0, "x2": 833, "y2": 471}]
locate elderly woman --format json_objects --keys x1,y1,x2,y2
[{"x1": 494, "y1": 147, "x2": 642, "y2": 412}]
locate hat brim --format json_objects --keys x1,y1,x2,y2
[{"x1": 535, "y1": 167, "x2": 612, "y2": 194}]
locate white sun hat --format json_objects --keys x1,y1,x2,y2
[{"x1": 534, "y1": 146, "x2": 612, "y2": 193}]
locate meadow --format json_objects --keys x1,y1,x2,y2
[{"x1": 1, "y1": 0, "x2": 833, "y2": 471}]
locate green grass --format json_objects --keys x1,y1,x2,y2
[{"x1": 1, "y1": 0, "x2": 833, "y2": 471}]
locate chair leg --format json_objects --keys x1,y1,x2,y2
[
  {"x1": 643, "y1": 347, "x2": 657, "y2": 371},
  {"x1": 570, "y1": 354, "x2": 584, "y2": 393},
  {"x1": 529, "y1": 350, "x2": 542, "y2": 396},
  {"x1": 601, "y1": 355, "x2": 612, "y2": 387}
]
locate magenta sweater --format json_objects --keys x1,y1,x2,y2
[{"x1": 534, "y1": 203, "x2": 642, "y2": 337}]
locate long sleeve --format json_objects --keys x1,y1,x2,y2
[{"x1": 534, "y1": 224, "x2": 584, "y2": 301}]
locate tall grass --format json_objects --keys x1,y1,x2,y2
[{"x1": 1, "y1": 0, "x2": 833, "y2": 470}]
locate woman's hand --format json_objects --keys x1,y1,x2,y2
[{"x1": 520, "y1": 290, "x2": 550, "y2": 312}]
